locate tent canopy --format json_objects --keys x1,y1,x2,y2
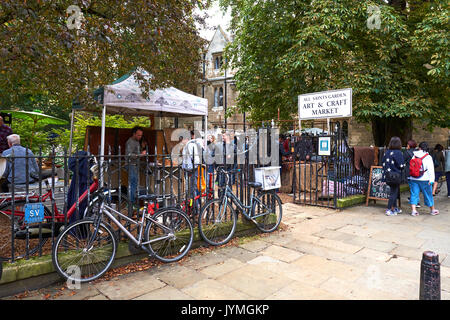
[
  {"x1": 92, "y1": 70, "x2": 208, "y2": 117},
  {"x1": 69, "y1": 70, "x2": 208, "y2": 158}
]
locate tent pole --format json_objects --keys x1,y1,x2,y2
[
  {"x1": 204, "y1": 114, "x2": 208, "y2": 148},
  {"x1": 100, "y1": 104, "x2": 106, "y2": 186},
  {"x1": 68, "y1": 110, "x2": 75, "y2": 156}
]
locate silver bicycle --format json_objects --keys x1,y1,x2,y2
[
  {"x1": 52, "y1": 190, "x2": 193, "y2": 283},
  {"x1": 198, "y1": 166, "x2": 282, "y2": 246}
]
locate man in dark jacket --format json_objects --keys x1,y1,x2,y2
[
  {"x1": 277, "y1": 134, "x2": 291, "y2": 193},
  {"x1": 67, "y1": 150, "x2": 91, "y2": 224},
  {"x1": 294, "y1": 134, "x2": 313, "y2": 161}
]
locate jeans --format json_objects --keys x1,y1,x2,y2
[
  {"x1": 387, "y1": 183, "x2": 400, "y2": 209},
  {"x1": 446, "y1": 172, "x2": 450, "y2": 196},
  {"x1": 128, "y1": 165, "x2": 138, "y2": 204},
  {"x1": 409, "y1": 180, "x2": 434, "y2": 207}
]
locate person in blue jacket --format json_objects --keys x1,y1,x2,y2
[{"x1": 382, "y1": 136, "x2": 405, "y2": 216}]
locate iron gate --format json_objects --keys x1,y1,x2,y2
[{"x1": 291, "y1": 122, "x2": 369, "y2": 208}]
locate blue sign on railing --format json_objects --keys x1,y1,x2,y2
[{"x1": 24, "y1": 203, "x2": 45, "y2": 224}]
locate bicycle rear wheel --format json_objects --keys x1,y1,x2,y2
[
  {"x1": 198, "y1": 198, "x2": 237, "y2": 246},
  {"x1": 52, "y1": 219, "x2": 117, "y2": 283},
  {"x1": 251, "y1": 191, "x2": 282, "y2": 233},
  {"x1": 145, "y1": 207, "x2": 193, "y2": 263},
  {"x1": 0, "y1": 200, "x2": 51, "y2": 260}
]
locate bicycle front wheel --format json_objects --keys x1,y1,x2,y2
[
  {"x1": 52, "y1": 219, "x2": 117, "y2": 283},
  {"x1": 198, "y1": 198, "x2": 237, "y2": 246},
  {"x1": 251, "y1": 191, "x2": 282, "y2": 233},
  {"x1": 144, "y1": 208, "x2": 193, "y2": 263}
]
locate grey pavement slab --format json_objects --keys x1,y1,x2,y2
[{"x1": 4, "y1": 189, "x2": 449, "y2": 300}]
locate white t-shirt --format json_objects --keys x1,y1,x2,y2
[
  {"x1": 409, "y1": 150, "x2": 435, "y2": 183},
  {"x1": 182, "y1": 139, "x2": 202, "y2": 170}
]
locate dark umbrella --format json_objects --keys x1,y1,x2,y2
[{"x1": 2, "y1": 109, "x2": 68, "y2": 148}]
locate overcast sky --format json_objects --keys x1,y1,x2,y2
[{"x1": 196, "y1": 2, "x2": 231, "y2": 41}]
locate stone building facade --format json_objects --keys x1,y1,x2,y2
[{"x1": 197, "y1": 26, "x2": 244, "y2": 131}]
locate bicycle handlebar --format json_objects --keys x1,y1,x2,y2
[{"x1": 216, "y1": 166, "x2": 241, "y2": 175}]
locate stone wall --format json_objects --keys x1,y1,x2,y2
[
  {"x1": 412, "y1": 123, "x2": 450, "y2": 148},
  {"x1": 348, "y1": 118, "x2": 449, "y2": 148},
  {"x1": 348, "y1": 118, "x2": 375, "y2": 146}
]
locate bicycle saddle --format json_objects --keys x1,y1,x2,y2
[
  {"x1": 248, "y1": 182, "x2": 262, "y2": 189},
  {"x1": 138, "y1": 193, "x2": 158, "y2": 201}
]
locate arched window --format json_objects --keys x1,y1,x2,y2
[
  {"x1": 214, "y1": 87, "x2": 224, "y2": 107},
  {"x1": 214, "y1": 88, "x2": 219, "y2": 107},
  {"x1": 214, "y1": 55, "x2": 223, "y2": 70},
  {"x1": 215, "y1": 57, "x2": 220, "y2": 70},
  {"x1": 219, "y1": 87, "x2": 223, "y2": 106}
]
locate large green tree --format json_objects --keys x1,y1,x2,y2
[
  {"x1": 221, "y1": 0, "x2": 449, "y2": 146},
  {"x1": 0, "y1": 0, "x2": 210, "y2": 111}
]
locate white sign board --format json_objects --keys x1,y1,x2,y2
[
  {"x1": 298, "y1": 88, "x2": 352, "y2": 120},
  {"x1": 318, "y1": 137, "x2": 331, "y2": 156}
]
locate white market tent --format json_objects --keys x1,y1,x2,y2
[
  {"x1": 69, "y1": 70, "x2": 208, "y2": 183},
  {"x1": 70, "y1": 69, "x2": 208, "y2": 153}
]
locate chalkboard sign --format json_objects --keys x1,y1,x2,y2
[{"x1": 366, "y1": 166, "x2": 400, "y2": 206}]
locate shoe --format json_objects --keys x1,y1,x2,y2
[
  {"x1": 411, "y1": 211, "x2": 419, "y2": 216},
  {"x1": 430, "y1": 210, "x2": 439, "y2": 216},
  {"x1": 385, "y1": 209, "x2": 397, "y2": 216},
  {"x1": 416, "y1": 204, "x2": 421, "y2": 208},
  {"x1": 393, "y1": 208, "x2": 402, "y2": 214}
]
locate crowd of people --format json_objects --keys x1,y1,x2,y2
[
  {"x1": 381, "y1": 136, "x2": 449, "y2": 217},
  {"x1": 0, "y1": 117, "x2": 448, "y2": 218}
]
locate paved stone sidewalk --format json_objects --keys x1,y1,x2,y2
[{"x1": 4, "y1": 191, "x2": 450, "y2": 300}]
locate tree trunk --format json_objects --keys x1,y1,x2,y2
[{"x1": 371, "y1": 117, "x2": 412, "y2": 147}]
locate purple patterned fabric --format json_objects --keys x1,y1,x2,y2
[{"x1": 0, "y1": 124, "x2": 12, "y2": 154}]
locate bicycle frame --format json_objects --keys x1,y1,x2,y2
[
  {"x1": 97, "y1": 201, "x2": 175, "y2": 250},
  {"x1": 180, "y1": 172, "x2": 214, "y2": 211},
  {"x1": 0, "y1": 179, "x2": 100, "y2": 224},
  {"x1": 220, "y1": 184, "x2": 272, "y2": 221}
]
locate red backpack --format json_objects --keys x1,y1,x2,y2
[{"x1": 409, "y1": 153, "x2": 428, "y2": 178}]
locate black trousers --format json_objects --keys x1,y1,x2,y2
[
  {"x1": 387, "y1": 183, "x2": 400, "y2": 209},
  {"x1": 0, "y1": 179, "x2": 8, "y2": 192}
]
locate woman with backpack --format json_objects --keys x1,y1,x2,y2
[
  {"x1": 404, "y1": 140, "x2": 421, "y2": 207},
  {"x1": 409, "y1": 141, "x2": 439, "y2": 216},
  {"x1": 382, "y1": 136, "x2": 405, "y2": 216}
]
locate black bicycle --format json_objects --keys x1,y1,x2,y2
[{"x1": 198, "y1": 166, "x2": 282, "y2": 246}]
